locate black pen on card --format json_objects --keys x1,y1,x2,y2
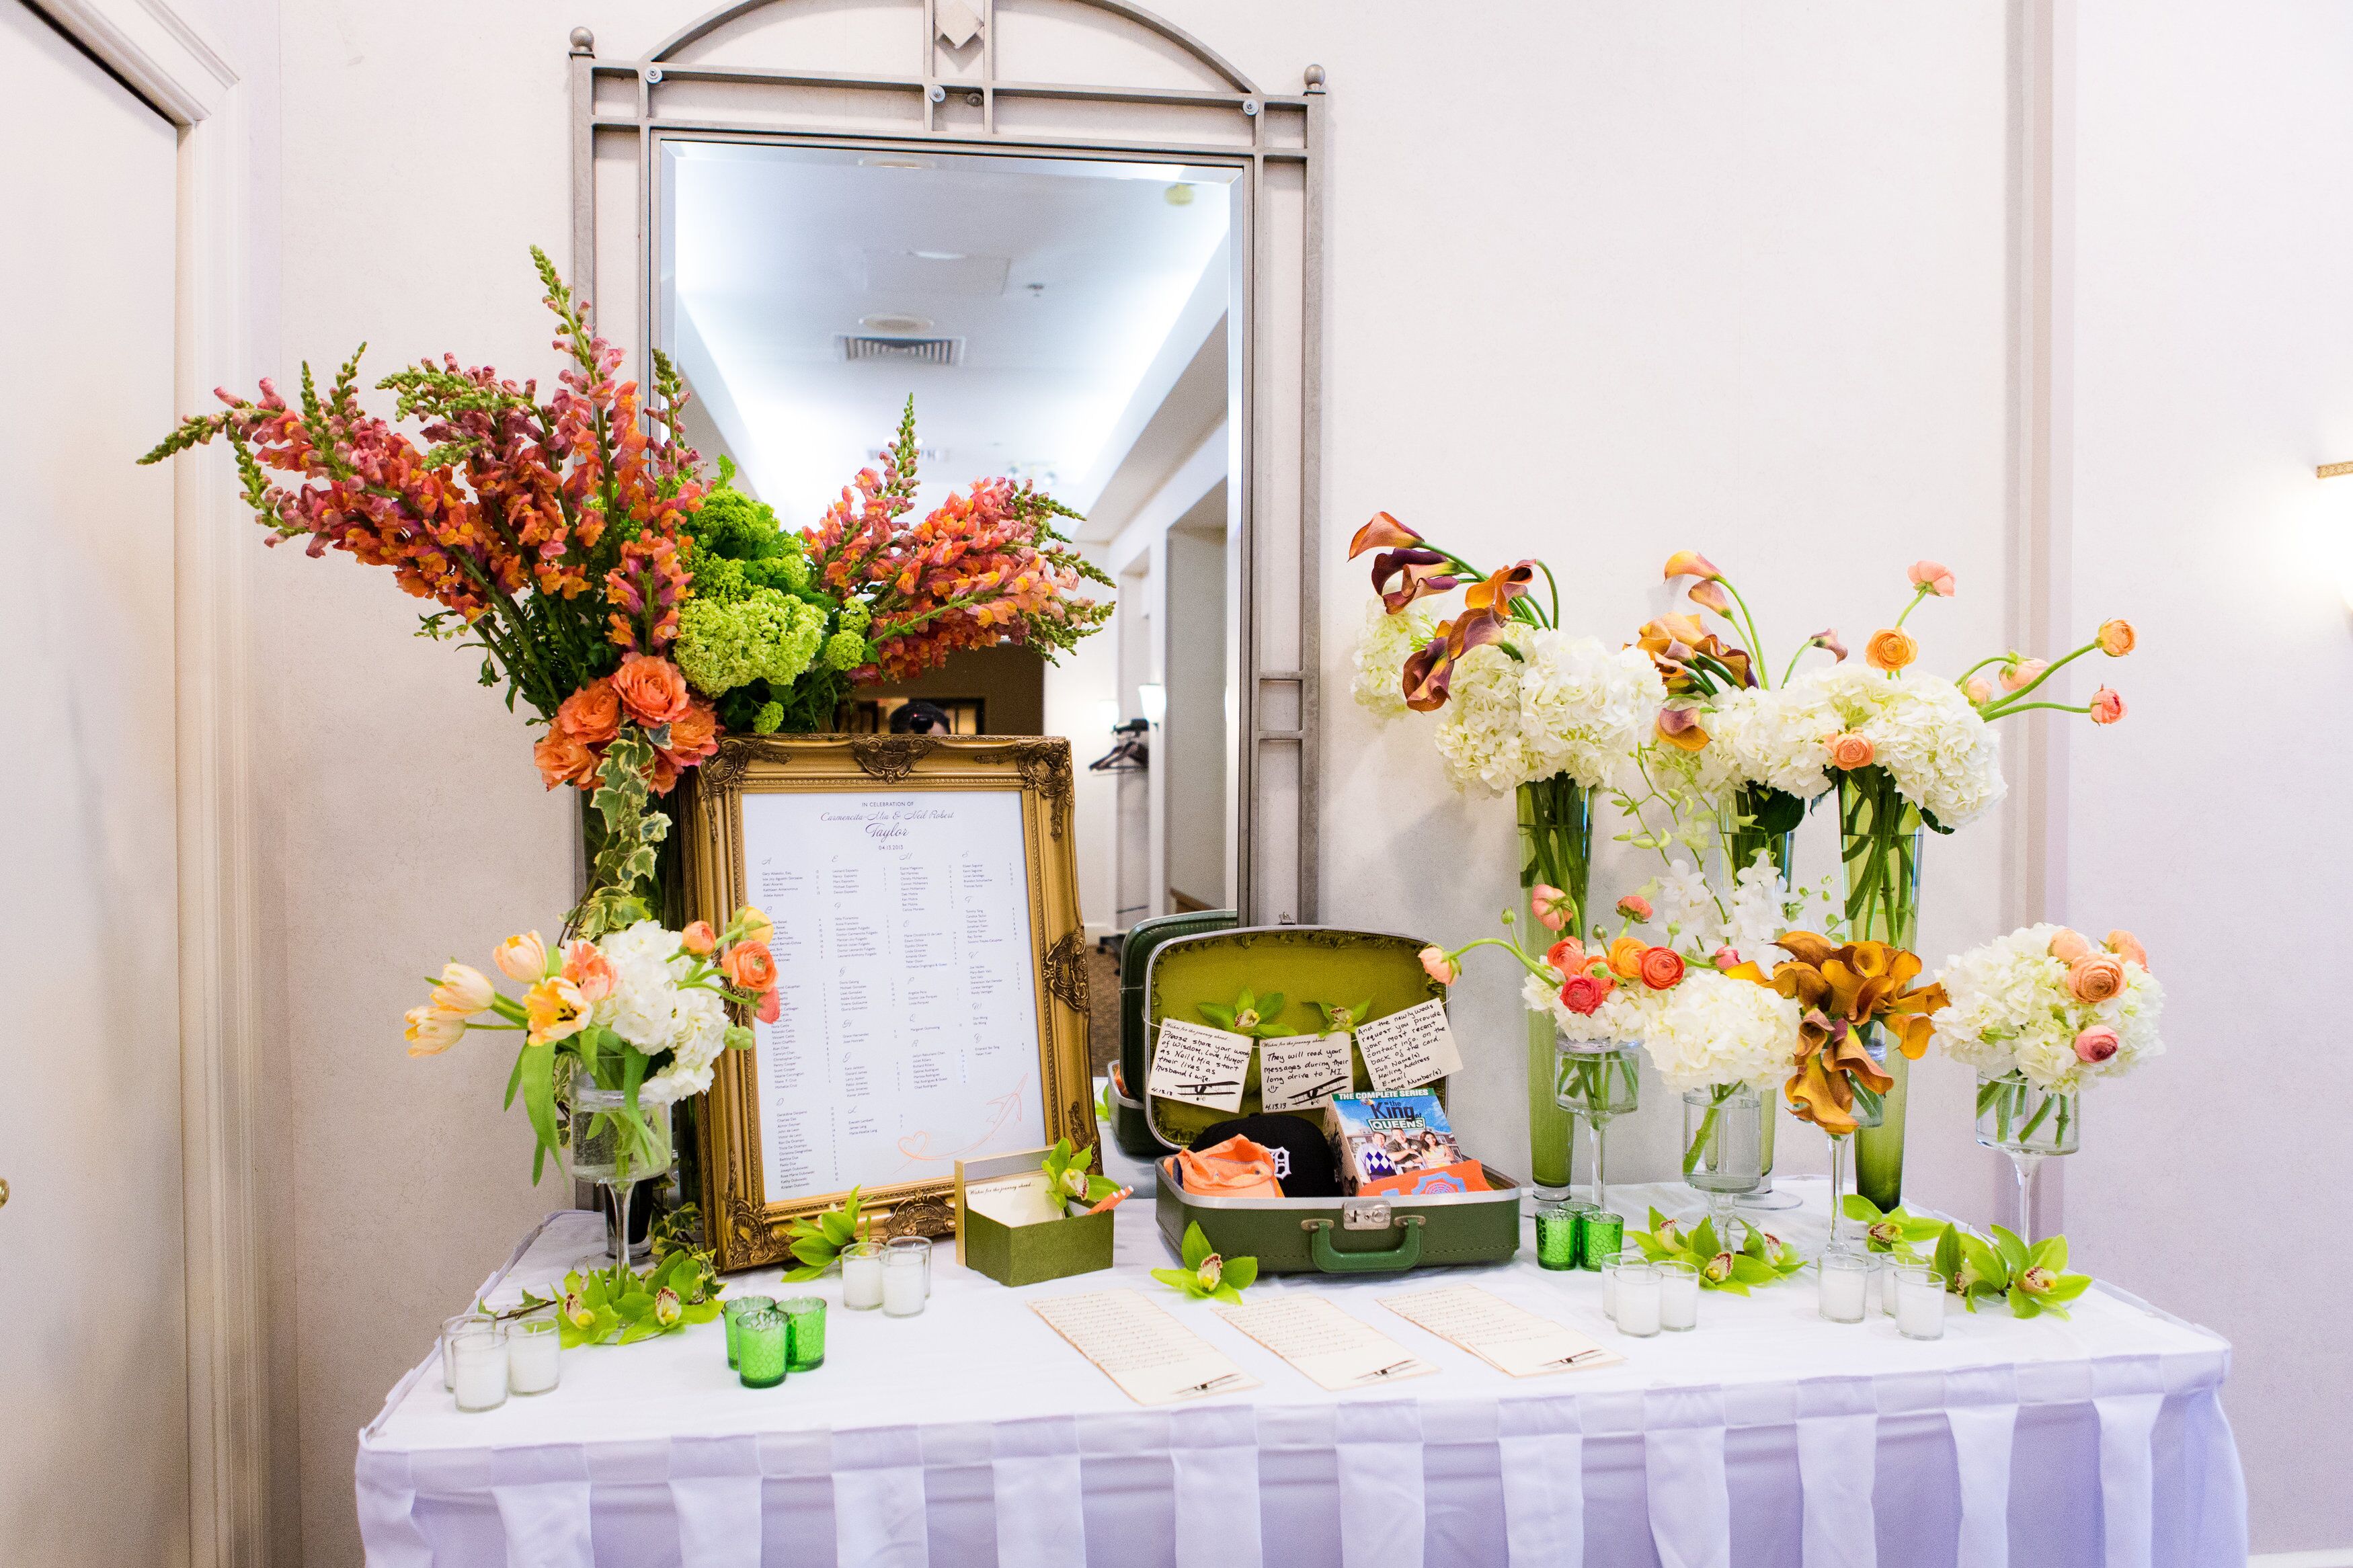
[{"x1": 1180, "y1": 1372, "x2": 1247, "y2": 1397}]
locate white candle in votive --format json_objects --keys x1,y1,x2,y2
[
  {"x1": 508, "y1": 1326, "x2": 560, "y2": 1395},
  {"x1": 1602, "y1": 1269, "x2": 1618, "y2": 1319},
  {"x1": 1897, "y1": 1281, "x2": 1945, "y2": 1340},
  {"x1": 1615, "y1": 1274, "x2": 1662, "y2": 1336},
  {"x1": 1820, "y1": 1266, "x2": 1868, "y2": 1322},
  {"x1": 1659, "y1": 1272, "x2": 1700, "y2": 1331},
  {"x1": 842, "y1": 1254, "x2": 885, "y2": 1310},
  {"x1": 452, "y1": 1335, "x2": 508, "y2": 1412},
  {"x1": 883, "y1": 1262, "x2": 925, "y2": 1317}
]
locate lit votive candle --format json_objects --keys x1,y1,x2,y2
[
  {"x1": 1613, "y1": 1264, "x2": 1663, "y2": 1337},
  {"x1": 507, "y1": 1307, "x2": 561, "y2": 1396},
  {"x1": 842, "y1": 1242, "x2": 885, "y2": 1311},
  {"x1": 780, "y1": 1296, "x2": 826, "y2": 1371},
  {"x1": 450, "y1": 1322, "x2": 509, "y2": 1413},
  {"x1": 1657, "y1": 1259, "x2": 1700, "y2": 1331},
  {"x1": 1819, "y1": 1252, "x2": 1870, "y2": 1324},
  {"x1": 1897, "y1": 1268, "x2": 1947, "y2": 1341},
  {"x1": 883, "y1": 1239, "x2": 929, "y2": 1317}
]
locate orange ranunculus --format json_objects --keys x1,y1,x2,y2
[
  {"x1": 1637, "y1": 946, "x2": 1685, "y2": 990},
  {"x1": 558, "y1": 677, "x2": 622, "y2": 745},
  {"x1": 494, "y1": 931, "x2": 549, "y2": 982},
  {"x1": 1618, "y1": 895, "x2": 1653, "y2": 921},
  {"x1": 1607, "y1": 936, "x2": 1648, "y2": 980},
  {"x1": 2106, "y1": 929, "x2": 2150, "y2": 971},
  {"x1": 612, "y1": 651, "x2": 691, "y2": 727},
  {"x1": 1419, "y1": 946, "x2": 1461, "y2": 985},
  {"x1": 1558, "y1": 973, "x2": 1613, "y2": 1016},
  {"x1": 524, "y1": 977, "x2": 590, "y2": 1047},
  {"x1": 721, "y1": 941, "x2": 778, "y2": 993},
  {"x1": 2047, "y1": 927, "x2": 2092, "y2": 963},
  {"x1": 1908, "y1": 560, "x2": 1956, "y2": 597},
  {"x1": 733, "y1": 906, "x2": 775, "y2": 948},
  {"x1": 2088, "y1": 686, "x2": 2126, "y2": 725},
  {"x1": 2097, "y1": 618, "x2": 2137, "y2": 657},
  {"x1": 1965, "y1": 677, "x2": 1992, "y2": 705},
  {"x1": 2066, "y1": 953, "x2": 2126, "y2": 1003},
  {"x1": 655, "y1": 698, "x2": 720, "y2": 771},
  {"x1": 682, "y1": 921, "x2": 718, "y2": 956},
  {"x1": 1864, "y1": 628, "x2": 1917, "y2": 673},
  {"x1": 1531, "y1": 883, "x2": 1574, "y2": 932},
  {"x1": 534, "y1": 729, "x2": 600, "y2": 791},
  {"x1": 2000, "y1": 656, "x2": 2046, "y2": 692},
  {"x1": 1827, "y1": 732, "x2": 1874, "y2": 770},
  {"x1": 1545, "y1": 937, "x2": 1587, "y2": 975},
  {"x1": 562, "y1": 940, "x2": 619, "y2": 1003},
  {"x1": 1663, "y1": 550, "x2": 1722, "y2": 581}
]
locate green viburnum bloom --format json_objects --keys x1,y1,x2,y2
[
  {"x1": 822, "y1": 630, "x2": 869, "y2": 671},
  {"x1": 836, "y1": 600, "x2": 871, "y2": 633},
  {"x1": 752, "y1": 701, "x2": 785, "y2": 735},
  {"x1": 675, "y1": 589, "x2": 827, "y2": 696}
]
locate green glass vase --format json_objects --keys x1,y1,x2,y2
[
  {"x1": 1837, "y1": 767, "x2": 1924, "y2": 1212},
  {"x1": 1519, "y1": 773, "x2": 1593, "y2": 1197}
]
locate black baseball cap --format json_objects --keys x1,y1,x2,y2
[{"x1": 1191, "y1": 1113, "x2": 1341, "y2": 1198}]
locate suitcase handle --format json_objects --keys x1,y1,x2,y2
[{"x1": 1302, "y1": 1214, "x2": 1426, "y2": 1273}]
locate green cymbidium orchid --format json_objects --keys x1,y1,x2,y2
[
  {"x1": 1839, "y1": 1194, "x2": 1951, "y2": 1257},
  {"x1": 1041, "y1": 1137, "x2": 1122, "y2": 1214},
  {"x1": 1150, "y1": 1221, "x2": 1258, "y2": 1305},
  {"x1": 1632, "y1": 1207, "x2": 1806, "y2": 1295},
  {"x1": 1308, "y1": 998, "x2": 1377, "y2": 1033},
  {"x1": 1931, "y1": 1223, "x2": 2093, "y2": 1318},
  {"x1": 1198, "y1": 989, "x2": 1287, "y2": 1038}
]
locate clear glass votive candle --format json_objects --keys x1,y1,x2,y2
[
  {"x1": 1873, "y1": 1255, "x2": 1899, "y2": 1317},
  {"x1": 506, "y1": 1306, "x2": 561, "y2": 1397},
  {"x1": 1534, "y1": 1201, "x2": 1584, "y2": 1270},
  {"x1": 441, "y1": 1311, "x2": 488, "y2": 1391},
  {"x1": 449, "y1": 1321, "x2": 510, "y2": 1412},
  {"x1": 842, "y1": 1241, "x2": 885, "y2": 1310},
  {"x1": 1599, "y1": 1247, "x2": 1646, "y2": 1320},
  {"x1": 886, "y1": 1234, "x2": 932, "y2": 1298},
  {"x1": 1819, "y1": 1252, "x2": 1870, "y2": 1324},
  {"x1": 735, "y1": 1307, "x2": 789, "y2": 1389},
  {"x1": 1896, "y1": 1266, "x2": 1946, "y2": 1341},
  {"x1": 1657, "y1": 1259, "x2": 1701, "y2": 1331},
  {"x1": 1579, "y1": 1210, "x2": 1625, "y2": 1272},
  {"x1": 1613, "y1": 1264, "x2": 1663, "y2": 1337},
  {"x1": 883, "y1": 1239, "x2": 929, "y2": 1317},
  {"x1": 724, "y1": 1294, "x2": 776, "y2": 1368},
  {"x1": 780, "y1": 1296, "x2": 826, "y2": 1371}
]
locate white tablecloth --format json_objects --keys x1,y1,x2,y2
[{"x1": 358, "y1": 1138, "x2": 2245, "y2": 1568}]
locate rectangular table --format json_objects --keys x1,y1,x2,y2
[{"x1": 358, "y1": 1139, "x2": 2245, "y2": 1568}]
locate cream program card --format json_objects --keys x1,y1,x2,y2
[
  {"x1": 1031, "y1": 1290, "x2": 1261, "y2": 1406},
  {"x1": 1257, "y1": 1032, "x2": 1355, "y2": 1112},
  {"x1": 1351, "y1": 998, "x2": 1462, "y2": 1091},
  {"x1": 1213, "y1": 1296, "x2": 1437, "y2": 1391},
  {"x1": 1146, "y1": 1019, "x2": 1255, "y2": 1112},
  {"x1": 1378, "y1": 1284, "x2": 1622, "y2": 1377}
]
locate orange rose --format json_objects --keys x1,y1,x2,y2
[
  {"x1": 533, "y1": 729, "x2": 600, "y2": 791},
  {"x1": 561, "y1": 939, "x2": 619, "y2": 1003},
  {"x1": 2105, "y1": 929, "x2": 2149, "y2": 971},
  {"x1": 656, "y1": 698, "x2": 720, "y2": 770},
  {"x1": 1827, "y1": 732, "x2": 1875, "y2": 770},
  {"x1": 612, "y1": 651, "x2": 691, "y2": 727},
  {"x1": 1607, "y1": 936, "x2": 1648, "y2": 979},
  {"x1": 558, "y1": 678, "x2": 622, "y2": 744},
  {"x1": 1865, "y1": 628, "x2": 1917, "y2": 673},
  {"x1": 2097, "y1": 618, "x2": 2136, "y2": 657},
  {"x1": 1637, "y1": 945, "x2": 1686, "y2": 990},
  {"x1": 2046, "y1": 927, "x2": 2091, "y2": 964},
  {"x1": 722, "y1": 941, "x2": 778, "y2": 993},
  {"x1": 2066, "y1": 953, "x2": 2126, "y2": 1003}
]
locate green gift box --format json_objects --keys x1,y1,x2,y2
[{"x1": 956, "y1": 1149, "x2": 1118, "y2": 1288}]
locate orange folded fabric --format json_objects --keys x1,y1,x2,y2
[{"x1": 1174, "y1": 1135, "x2": 1285, "y2": 1198}]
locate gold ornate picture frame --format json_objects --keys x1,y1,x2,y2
[{"x1": 681, "y1": 734, "x2": 1096, "y2": 1272}]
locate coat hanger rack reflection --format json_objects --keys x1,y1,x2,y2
[{"x1": 1088, "y1": 718, "x2": 1150, "y2": 773}]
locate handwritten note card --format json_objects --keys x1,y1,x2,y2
[
  {"x1": 1148, "y1": 1019, "x2": 1255, "y2": 1112},
  {"x1": 1031, "y1": 1290, "x2": 1261, "y2": 1406},
  {"x1": 1213, "y1": 1296, "x2": 1437, "y2": 1391},
  {"x1": 1352, "y1": 999, "x2": 1463, "y2": 1091},
  {"x1": 1379, "y1": 1284, "x2": 1620, "y2": 1378},
  {"x1": 1257, "y1": 1033, "x2": 1355, "y2": 1112}
]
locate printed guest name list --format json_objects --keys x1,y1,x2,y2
[{"x1": 742, "y1": 790, "x2": 1046, "y2": 1202}]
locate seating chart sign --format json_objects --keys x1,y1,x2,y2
[{"x1": 742, "y1": 789, "x2": 1047, "y2": 1204}]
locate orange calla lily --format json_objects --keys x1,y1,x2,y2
[
  {"x1": 1758, "y1": 932, "x2": 1948, "y2": 1132},
  {"x1": 1349, "y1": 511, "x2": 1423, "y2": 559},
  {"x1": 1633, "y1": 615, "x2": 1754, "y2": 694},
  {"x1": 1463, "y1": 562, "x2": 1536, "y2": 615},
  {"x1": 1654, "y1": 702, "x2": 1710, "y2": 752},
  {"x1": 1663, "y1": 550, "x2": 1722, "y2": 581},
  {"x1": 1400, "y1": 606, "x2": 1512, "y2": 711},
  {"x1": 1368, "y1": 547, "x2": 1461, "y2": 612}
]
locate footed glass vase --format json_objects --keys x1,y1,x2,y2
[
  {"x1": 1823, "y1": 1075, "x2": 1886, "y2": 1255},
  {"x1": 1975, "y1": 1070, "x2": 2079, "y2": 1245},
  {"x1": 1554, "y1": 1041, "x2": 1639, "y2": 1218},
  {"x1": 1520, "y1": 774, "x2": 1594, "y2": 1198},
  {"x1": 1838, "y1": 767, "x2": 1925, "y2": 1211},
  {"x1": 1681, "y1": 1085, "x2": 1761, "y2": 1253},
  {"x1": 565, "y1": 1077, "x2": 675, "y2": 1270},
  {"x1": 1718, "y1": 799, "x2": 1799, "y2": 1210}
]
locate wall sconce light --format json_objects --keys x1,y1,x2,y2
[{"x1": 1136, "y1": 682, "x2": 1167, "y2": 727}]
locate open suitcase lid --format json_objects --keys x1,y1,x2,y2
[{"x1": 1138, "y1": 925, "x2": 1449, "y2": 1153}]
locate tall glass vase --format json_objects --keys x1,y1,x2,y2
[
  {"x1": 1720, "y1": 796, "x2": 1798, "y2": 1209},
  {"x1": 1554, "y1": 1042, "x2": 1639, "y2": 1218},
  {"x1": 565, "y1": 1075, "x2": 676, "y2": 1272},
  {"x1": 1837, "y1": 768, "x2": 1924, "y2": 1211},
  {"x1": 1974, "y1": 1070, "x2": 2079, "y2": 1246},
  {"x1": 1519, "y1": 774, "x2": 1593, "y2": 1198}
]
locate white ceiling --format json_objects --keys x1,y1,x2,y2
[{"x1": 663, "y1": 142, "x2": 1234, "y2": 530}]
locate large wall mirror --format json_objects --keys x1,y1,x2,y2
[{"x1": 571, "y1": 0, "x2": 1324, "y2": 936}]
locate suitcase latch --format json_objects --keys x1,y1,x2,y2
[{"x1": 1341, "y1": 1197, "x2": 1393, "y2": 1231}]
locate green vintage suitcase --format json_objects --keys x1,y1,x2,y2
[
  {"x1": 1142, "y1": 925, "x2": 1523, "y2": 1275},
  {"x1": 1108, "y1": 909, "x2": 1238, "y2": 1158}
]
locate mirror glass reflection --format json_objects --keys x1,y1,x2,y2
[{"x1": 660, "y1": 141, "x2": 1240, "y2": 958}]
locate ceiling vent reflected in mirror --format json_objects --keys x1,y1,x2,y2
[{"x1": 836, "y1": 334, "x2": 965, "y2": 366}]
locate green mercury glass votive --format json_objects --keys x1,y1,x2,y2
[
  {"x1": 1534, "y1": 1200, "x2": 1587, "y2": 1270},
  {"x1": 780, "y1": 1296, "x2": 826, "y2": 1372},
  {"x1": 1579, "y1": 1210, "x2": 1624, "y2": 1272},
  {"x1": 735, "y1": 1307, "x2": 789, "y2": 1389},
  {"x1": 723, "y1": 1294, "x2": 777, "y2": 1370}
]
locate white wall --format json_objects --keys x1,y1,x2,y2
[{"x1": 2067, "y1": 1, "x2": 2353, "y2": 1552}]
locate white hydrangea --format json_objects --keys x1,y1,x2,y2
[
  {"x1": 1349, "y1": 599, "x2": 1437, "y2": 719},
  {"x1": 1435, "y1": 633, "x2": 1662, "y2": 796},
  {"x1": 1708, "y1": 681, "x2": 1839, "y2": 800},
  {"x1": 597, "y1": 919, "x2": 690, "y2": 1051},
  {"x1": 1521, "y1": 968, "x2": 1657, "y2": 1046},
  {"x1": 1637, "y1": 967, "x2": 1802, "y2": 1093},
  {"x1": 1814, "y1": 666, "x2": 2006, "y2": 828},
  {"x1": 1931, "y1": 923, "x2": 2164, "y2": 1094},
  {"x1": 641, "y1": 986, "x2": 731, "y2": 1105}
]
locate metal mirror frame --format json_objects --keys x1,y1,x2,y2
[{"x1": 566, "y1": 0, "x2": 1324, "y2": 924}]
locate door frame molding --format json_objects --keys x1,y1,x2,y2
[{"x1": 28, "y1": 3, "x2": 273, "y2": 1565}]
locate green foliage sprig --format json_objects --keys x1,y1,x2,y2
[
  {"x1": 781, "y1": 1186, "x2": 869, "y2": 1283},
  {"x1": 1042, "y1": 1137, "x2": 1122, "y2": 1214},
  {"x1": 1630, "y1": 1208, "x2": 1807, "y2": 1294},
  {"x1": 1151, "y1": 1221, "x2": 1257, "y2": 1304}
]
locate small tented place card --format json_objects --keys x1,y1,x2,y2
[
  {"x1": 1378, "y1": 1284, "x2": 1622, "y2": 1377},
  {"x1": 1352, "y1": 999, "x2": 1463, "y2": 1091},
  {"x1": 1257, "y1": 1032, "x2": 1355, "y2": 1112},
  {"x1": 1031, "y1": 1289, "x2": 1261, "y2": 1406},
  {"x1": 1148, "y1": 1019, "x2": 1255, "y2": 1112},
  {"x1": 1213, "y1": 1296, "x2": 1437, "y2": 1391}
]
